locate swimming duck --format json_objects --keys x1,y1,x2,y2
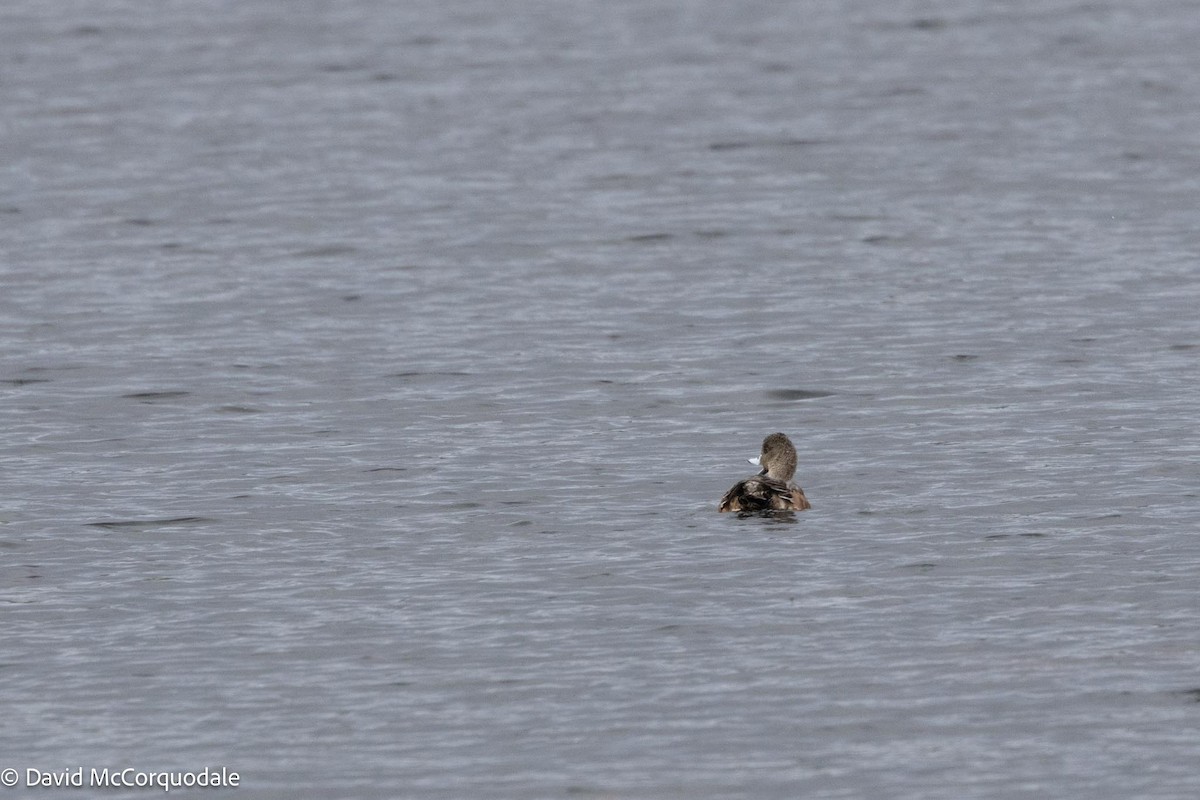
[{"x1": 718, "y1": 432, "x2": 812, "y2": 512}]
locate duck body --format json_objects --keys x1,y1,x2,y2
[
  {"x1": 718, "y1": 432, "x2": 812, "y2": 513},
  {"x1": 718, "y1": 475, "x2": 810, "y2": 512}
]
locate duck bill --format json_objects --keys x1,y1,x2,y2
[{"x1": 747, "y1": 455, "x2": 767, "y2": 476}]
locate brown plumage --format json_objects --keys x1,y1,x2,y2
[{"x1": 718, "y1": 432, "x2": 812, "y2": 513}]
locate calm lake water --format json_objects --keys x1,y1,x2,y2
[{"x1": 3, "y1": 0, "x2": 1199, "y2": 797}]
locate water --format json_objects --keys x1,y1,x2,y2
[{"x1": 2, "y1": 0, "x2": 1199, "y2": 797}]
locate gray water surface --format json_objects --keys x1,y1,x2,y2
[{"x1": 3, "y1": 1, "x2": 1200, "y2": 797}]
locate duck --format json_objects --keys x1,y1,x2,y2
[{"x1": 718, "y1": 432, "x2": 812, "y2": 512}]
